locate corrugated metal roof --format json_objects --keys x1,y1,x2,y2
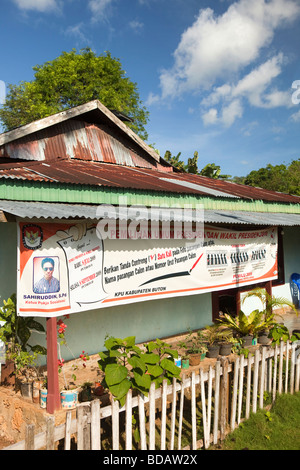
[
  {"x1": 1, "y1": 200, "x2": 300, "y2": 226},
  {"x1": 1, "y1": 159, "x2": 300, "y2": 204}
]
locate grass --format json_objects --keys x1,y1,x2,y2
[{"x1": 210, "y1": 392, "x2": 300, "y2": 450}]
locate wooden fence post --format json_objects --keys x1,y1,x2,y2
[
  {"x1": 213, "y1": 361, "x2": 221, "y2": 445},
  {"x1": 91, "y1": 399, "x2": 101, "y2": 450},
  {"x1": 77, "y1": 403, "x2": 91, "y2": 450},
  {"x1": 220, "y1": 358, "x2": 229, "y2": 441},
  {"x1": 46, "y1": 415, "x2": 55, "y2": 450},
  {"x1": 25, "y1": 424, "x2": 35, "y2": 450}
]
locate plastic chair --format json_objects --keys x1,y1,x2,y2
[{"x1": 290, "y1": 273, "x2": 300, "y2": 307}]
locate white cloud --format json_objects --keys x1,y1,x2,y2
[
  {"x1": 153, "y1": 0, "x2": 300, "y2": 127},
  {"x1": 12, "y1": 0, "x2": 59, "y2": 12},
  {"x1": 290, "y1": 109, "x2": 300, "y2": 122},
  {"x1": 159, "y1": 0, "x2": 300, "y2": 99},
  {"x1": 88, "y1": 0, "x2": 115, "y2": 22},
  {"x1": 129, "y1": 20, "x2": 144, "y2": 33}
]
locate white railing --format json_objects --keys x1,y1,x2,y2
[{"x1": 3, "y1": 340, "x2": 300, "y2": 451}]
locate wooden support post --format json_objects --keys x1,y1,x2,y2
[{"x1": 46, "y1": 317, "x2": 61, "y2": 414}]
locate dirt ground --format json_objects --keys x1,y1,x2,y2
[{"x1": 1, "y1": 308, "x2": 299, "y2": 449}]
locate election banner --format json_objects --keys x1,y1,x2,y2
[{"x1": 17, "y1": 222, "x2": 278, "y2": 317}]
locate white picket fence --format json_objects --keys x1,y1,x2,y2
[{"x1": 3, "y1": 340, "x2": 300, "y2": 451}]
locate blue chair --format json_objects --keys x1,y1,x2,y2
[{"x1": 290, "y1": 273, "x2": 300, "y2": 307}]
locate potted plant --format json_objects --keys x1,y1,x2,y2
[
  {"x1": 217, "y1": 309, "x2": 266, "y2": 346},
  {"x1": 80, "y1": 381, "x2": 93, "y2": 402},
  {"x1": 181, "y1": 329, "x2": 208, "y2": 366},
  {"x1": 181, "y1": 354, "x2": 190, "y2": 369},
  {"x1": 201, "y1": 324, "x2": 226, "y2": 358}
]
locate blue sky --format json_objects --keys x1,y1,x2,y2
[{"x1": 0, "y1": 0, "x2": 300, "y2": 177}]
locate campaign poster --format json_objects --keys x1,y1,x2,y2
[{"x1": 17, "y1": 222, "x2": 278, "y2": 317}]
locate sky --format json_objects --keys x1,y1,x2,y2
[{"x1": 0, "y1": 0, "x2": 300, "y2": 178}]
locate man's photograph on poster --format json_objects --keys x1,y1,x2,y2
[{"x1": 33, "y1": 256, "x2": 60, "y2": 294}]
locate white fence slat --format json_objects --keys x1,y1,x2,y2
[
  {"x1": 91, "y1": 399, "x2": 101, "y2": 450},
  {"x1": 285, "y1": 342, "x2": 290, "y2": 393},
  {"x1": 138, "y1": 393, "x2": 147, "y2": 450},
  {"x1": 278, "y1": 341, "x2": 284, "y2": 394},
  {"x1": 160, "y1": 380, "x2": 168, "y2": 450},
  {"x1": 177, "y1": 374, "x2": 185, "y2": 450},
  {"x1": 290, "y1": 343, "x2": 296, "y2": 394},
  {"x1": 149, "y1": 382, "x2": 156, "y2": 450},
  {"x1": 252, "y1": 350, "x2": 259, "y2": 413},
  {"x1": 230, "y1": 357, "x2": 239, "y2": 431},
  {"x1": 64, "y1": 411, "x2": 72, "y2": 450},
  {"x1": 237, "y1": 354, "x2": 244, "y2": 424},
  {"x1": 213, "y1": 361, "x2": 221, "y2": 445},
  {"x1": 125, "y1": 389, "x2": 132, "y2": 450},
  {"x1": 111, "y1": 398, "x2": 119, "y2": 450},
  {"x1": 259, "y1": 346, "x2": 266, "y2": 409},
  {"x1": 191, "y1": 372, "x2": 197, "y2": 450},
  {"x1": 169, "y1": 377, "x2": 177, "y2": 450},
  {"x1": 245, "y1": 353, "x2": 252, "y2": 419},
  {"x1": 207, "y1": 366, "x2": 213, "y2": 438},
  {"x1": 295, "y1": 352, "x2": 300, "y2": 393},
  {"x1": 273, "y1": 344, "x2": 278, "y2": 402},
  {"x1": 200, "y1": 368, "x2": 209, "y2": 449}
]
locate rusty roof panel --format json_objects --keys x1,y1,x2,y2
[
  {"x1": 0, "y1": 120, "x2": 158, "y2": 170},
  {"x1": 1, "y1": 159, "x2": 300, "y2": 204}
]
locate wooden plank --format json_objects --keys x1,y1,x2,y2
[
  {"x1": 220, "y1": 358, "x2": 229, "y2": 441},
  {"x1": 25, "y1": 424, "x2": 35, "y2": 450},
  {"x1": 77, "y1": 403, "x2": 91, "y2": 450},
  {"x1": 272, "y1": 344, "x2": 278, "y2": 402},
  {"x1": 278, "y1": 340, "x2": 284, "y2": 394},
  {"x1": 91, "y1": 399, "x2": 101, "y2": 450},
  {"x1": 169, "y1": 377, "x2": 177, "y2": 450},
  {"x1": 177, "y1": 374, "x2": 185, "y2": 450},
  {"x1": 230, "y1": 357, "x2": 239, "y2": 431},
  {"x1": 125, "y1": 389, "x2": 132, "y2": 450},
  {"x1": 285, "y1": 342, "x2": 290, "y2": 393},
  {"x1": 138, "y1": 394, "x2": 147, "y2": 450},
  {"x1": 252, "y1": 350, "x2": 259, "y2": 413},
  {"x1": 200, "y1": 368, "x2": 209, "y2": 449},
  {"x1": 259, "y1": 346, "x2": 266, "y2": 409},
  {"x1": 160, "y1": 379, "x2": 168, "y2": 450},
  {"x1": 191, "y1": 372, "x2": 197, "y2": 450},
  {"x1": 46, "y1": 415, "x2": 55, "y2": 450},
  {"x1": 149, "y1": 382, "x2": 156, "y2": 450},
  {"x1": 64, "y1": 411, "x2": 72, "y2": 450},
  {"x1": 237, "y1": 354, "x2": 244, "y2": 424},
  {"x1": 111, "y1": 398, "x2": 119, "y2": 451},
  {"x1": 213, "y1": 361, "x2": 221, "y2": 445},
  {"x1": 207, "y1": 366, "x2": 213, "y2": 438},
  {"x1": 290, "y1": 342, "x2": 296, "y2": 394},
  {"x1": 295, "y1": 351, "x2": 300, "y2": 393}
]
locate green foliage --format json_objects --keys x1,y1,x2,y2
[
  {"x1": 218, "y1": 288, "x2": 297, "y2": 339},
  {"x1": 163, "y1": 150, "x2": 230, "y2": 179},
  {"x1": 0, "y1": 294, "x2": 46, "y2": 356},
  {"x1": 268, "y1": 324, "x2": 300, "y2": 345},
  {"x1": 98, "y1": 336, "x2": 180, "y2": 406},
  {"x1": 0, "y1": 48, "x2": 149, "y2": 140},
  {"x1": 179, "y1": 329, "x2": 208, "y2": 355},
  {"x1": 244, "y1": 159, "x2": 300, "y2": 196}
]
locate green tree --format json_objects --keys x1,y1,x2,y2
[
  {"x1": 0, "y1": 48, "x2": 149, "y2": 140},
  {"x1": 164, "y1": 150, "x2": 230, "y2": 179},
  {"x1": 244, "y1": 160, "x2": 300, "y2": 195}
]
